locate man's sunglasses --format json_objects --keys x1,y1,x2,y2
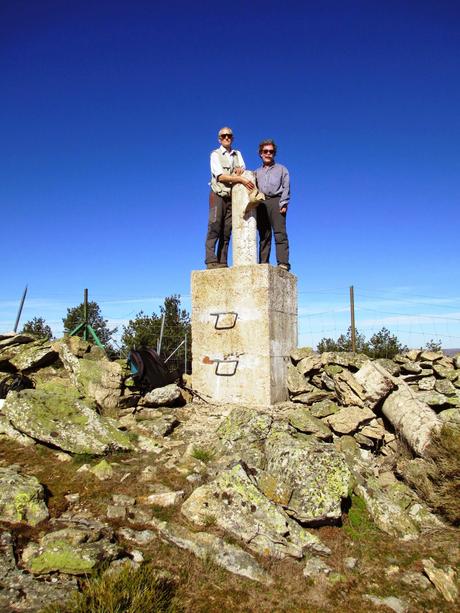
[
  {"x1": 261, "y1": 149, "x2": 274, "y2": 154},
  {"x1": 219, "y1": 133, "x2": 233, "y2": 139}
]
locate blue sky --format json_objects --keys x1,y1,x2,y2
[{"x1": 1, "y1": 0, "x2": 459, "y2": 349}]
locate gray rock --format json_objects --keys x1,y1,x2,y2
[
  {"x1": 181, "y1": 463, "x2": 328, "y2": 559},
  {"x1": 4, "y1": 388, "x2": 133, "y2": 455},
  {"x1": 303, "y1": 556, "x2": 333, "y2": 578},
  {"x1": 422, "y1": 558, "x2": 458, "y2": 603},
  {"x1": 150, "y1": 517, "x2": 272, "y2": 584},
  {"x1": 264, "y1": 431, "x2": 353, "y2": 524},
  {"x1": 325, "y1": 406, "x2": 375, "y2": 435},
  {"x1": 107, "y1": 505, "x2": 126, "y2": 519},
  {"x1": 364, "y1": 594, "x2": 407, "y2": 613},
  {"x1": 0, "y1": 467, "x2": 48, "y2": 526},
  {"x1": 416, "y1": 390, "x2": 455, "y2": 407},
  {"x1": 439, "y1": 408, "x2": 460, "y2": 425},
  {"x1": 143, "y1": 491, "x2": 184, "y2": 506},
  {"x1": 400, "y1": 571, "x2": 431, "y2": 590},
  {"x1": 117, "y1": 528, "x2": 157, "y2": 545},
  {"x1": 135, "y1": 415, "x2": 180, "y2": 437},
  {"x1": 141, "y1": 384, "x2": 183, "y2": 407}
]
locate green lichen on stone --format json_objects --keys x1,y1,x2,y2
[{"x1": 28, "y1": 540, "x2": 96, "y2": 575}]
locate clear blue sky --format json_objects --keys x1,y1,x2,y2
[{"x1": 1, "y1": 0, "x2": 459, "y2": 348}]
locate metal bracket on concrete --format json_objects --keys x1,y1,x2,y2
[
  {"x1": 214, "y1": 359, "x2": 239, "y2": 376},
  {"x1": 210, "y1": 311, "x2": 238, "y2": 330}
]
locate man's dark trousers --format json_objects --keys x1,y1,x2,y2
[
  {"x1": 205, "y1": 191, "x2": 232, "y2": 266},
  {"x1": 257, "y1": 195, "x2": 289, "y2": 266}
]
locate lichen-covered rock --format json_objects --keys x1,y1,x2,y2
[
  {"x1": 4, "y1": 389, "x2": 133, "y2": 455},
  {"x1": 324, "y1": 406, "x2": 375, "y2": 435},
  {"x1": 181, "y1": 463, "x2": 328, "y2": 558},
  {"x1": 9, "y1": 340, "x2": 58, "y2": 372},
  {"x1": 374, "y1": 358, "x2": 400, "y2": 377},
  {"x1": 310, "y1": 399, "x2": 340, "y2": 418},
  {"x1": 416, "y1": 390, "x2": 458, "y2": 407},
  {"x1": 356, "y1": 478, "x2": 442, "y2": 539},
  {"x1": 434, "y1": 379, "x2": 457, "y2": 397},
  {"x1": 22, "y1": 528, "x2": 120, "y2": 575},
  {"x1": 0, "y1": 467, "x2": 48, "y2": 525},
  {"x1": 140, "y1": 384, "x2": 183, "y2": 407},
  {"x1": 150, "y1": 517, "x2": 272, "y2": 584},
  {"x1": 288, "y1": 409, "x2": 332, "y2": 440},
  {"x1": 422, "y1": 558, "x2": 459, "y2": 603},
  {"x1": 0, "y1": 415, "x2": 36, "y2": 447},
  {"x1": 218, "y1": 406, "x2": 272, "y2": 447},
  {"x1": 57, "y1": 338, "x2": 122, "y2": 410},
  {"x1": 90, "y1": 459, "x2": 113, "y2": 480},
  {"x1": 291, "y1": 390, "x2": 334, "y2": 405},
  {"x1": 263, "y1": 431, "x2": 353, "y2": 524}
]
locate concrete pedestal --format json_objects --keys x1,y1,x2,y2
[{"x1": 191, "y1": 264, "x2": 297, "y2": 406}]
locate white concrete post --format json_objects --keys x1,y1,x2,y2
[{"x1": 232, "y1": 171, "x2": 258, "y2": 267}]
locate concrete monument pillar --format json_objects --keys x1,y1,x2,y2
[{"x1": 191, "y1": 172, "x2": 297, "y2": 406}]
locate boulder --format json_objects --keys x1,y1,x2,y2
[
  {"x1": 140, "y1": 384, "x2": 183, "y2": 407},
  {"x1": 310, "y1": 399, "x2": 340, "y2": 418},
  {"x1": 382, "y1": 383, "x2": 440, "y2": 456},
  {"x1": 422, "y1": 558, "x2": 458, "y2": 603},
  {"x1": 263, "y1": 431, "x2": 353, "y2": 524},
  {"x1": 4, "y1": 389, "x2": 134, "y2": 455},
  {"x1": 181, "y1": 463, "x2": 328, "y2": 559},
  {"x1": 0, "y1": 467, "x2": 48, "y2": 526}
]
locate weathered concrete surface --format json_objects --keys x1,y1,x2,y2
[
  {"x1": 191, "y1": 264, "x2": 297, "y2": 405},
  {"x1": 232, "y1": 171, "x2": 259, "y2": 266}
]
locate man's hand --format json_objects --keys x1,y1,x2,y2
[
  {"x1": 280, "y1": 206, "x2": 287, "y2": 215},
  {"x1": 240, "y1": 177, "x2": 255, "y2": 191},
  {"x1": 234, "y1": 167, "x2": 244, "y2": 176}
]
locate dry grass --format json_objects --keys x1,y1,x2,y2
[{"x1": 41, "y1": 563, "x2": 179, "y2": 613}]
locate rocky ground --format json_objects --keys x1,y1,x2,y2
[{"x1": 0, "y1": 333, "x2": 459, "y2": 612}]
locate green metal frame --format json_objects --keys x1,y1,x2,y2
[{"x1": 68, "y1": 289, "x2": 104, "y2": 349}]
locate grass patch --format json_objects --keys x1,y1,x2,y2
[
  {"x1": 72, "y1": 453, "x2": 99, "y2": 467},
  {"x1": 42, "y1": 562, "x2": 179, "y2": 613},
  {"x1": 343, "y1": 495, "x2": 377, "y2": 540},
  {"x1": 190, "y1": 446, "x2": 214, "y2": 463}
]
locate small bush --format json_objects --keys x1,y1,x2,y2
[{"x1": 191, "y1": 447, "x2": 214, "y2": 463}]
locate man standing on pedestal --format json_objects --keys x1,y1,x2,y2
[
  {"x1": 205, "y1": 127, "x2": 255, "y2": 269},
  {"x1": 255, "y1": 139, "x2": 291, "y2": 271}
]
